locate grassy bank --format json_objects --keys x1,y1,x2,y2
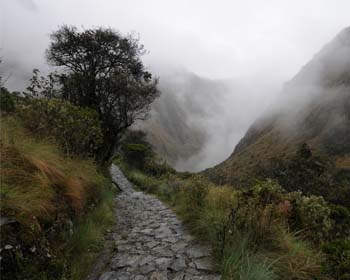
[{"x1": 0, "y1": 116, "x2": 115, "y2": 279}]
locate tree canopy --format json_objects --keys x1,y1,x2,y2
[{"x1": 45, "y1": 26, "x2": 160, "y2": 161}]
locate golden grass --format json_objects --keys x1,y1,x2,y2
[
  {"x1": 0, "y1": 115, "x2": 110, "y2": 225},
  {"x1": 269, "y1": 231, "x2": 325, "y2": 280},
  {"x1": 0, "y1": 115, "x2": 115, "y2": 279}
]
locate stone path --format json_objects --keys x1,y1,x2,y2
[{"x1": 97, "y1": 165, "x2": 221, "y2": 280}]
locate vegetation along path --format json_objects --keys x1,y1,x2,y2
[{"x1": 96, "y1": 165, "x2": 221, "y2": 280}]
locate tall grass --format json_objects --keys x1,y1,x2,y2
[
  {"x1": 0, "y1": 116, "x2": 115, "y2": 279},
  {"x1": 67, "y1": 189, "x2": 115, "y2": 280},
  {"x1": 222, "y1": 236, "x2": 277, "y2": 280}
]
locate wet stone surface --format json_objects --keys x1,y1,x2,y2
[{"x1": 97, "y1": 165, "x2": 221, "y2": 280}]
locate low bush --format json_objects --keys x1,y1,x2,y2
[
  {"x1": 0, "y1": 87, "x2": 17, "y2": 113},
  {"x1": 122, "y1": 143, "x2": 151, "y2": 169},
  {"x1": 0, "y1": 116, "x2": 114, "y2": 279},
  {"x1": 144, "y1": 157, "x2": 176, "y2": 177},
  {"x1": 322, "y1": 238, "x2": 350, "y2": 280},
  {"x1": 270, "y1": 231, "x2": 324, "y2": 280},
  {"x1": 17, "y1": 98, "x2": 103, "y2": 157},
  {"x1": 296, "y1": 195, "x2": 332, "y2": 242},
  {"x1": 180, "y1": 176, "x2": 210, "y2": 220},
  {"x1": 329, "y1": 204, "x2": 350, "y2": 239},
  {"x1": 126, "y1": 169, "x2": 162, "y2": 193}
]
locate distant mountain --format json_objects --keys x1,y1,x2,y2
[
  {"x1": 205, "y1": 27, "x2": 350, "y2": 186},
  {"x1": 133, "y1": 71, "x2": 226, "y2": 168},
  {"x1": 134, "y1": 70, "x2": 276, "y2": 171}
]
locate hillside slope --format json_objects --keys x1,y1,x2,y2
[
  {"x1": 0, "y1": 116, "x2": 114, "y2": 279},
  {"x1": 205, "y1": 26, "x2": 350, "y2": 186},
  {"x1": 134, "y1": 71, "x2": 276, "y2": 171}
]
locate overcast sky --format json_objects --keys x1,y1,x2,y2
[
  {"x1": 1, "y1": 0, "x2": 349, "y2": 89},
  {"x1": 0, "y1": 0, "x2": 349, "y2": 170}
]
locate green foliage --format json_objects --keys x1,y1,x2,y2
[
  {"x1": 65, "y1": 188, "x2": 115, "y2": 280},
  {"x1": 18, "y1": 98, "x2": 103, "y2": 157},
  {"x1": 121, "y1": 130, "x2": 154, "y2": 168},
  {"x1": 0, "y1": 87, "x2": 16, "y2": 113},
  {"x1": 143, "y1": 157, "x2": 175, "y2": 177},
  {"x1": 222, "y1": 237, "x2": 277, "y2": 280},
  {"x1": 296, "y1": 195, "x2": 332, "y2": 242},
  {"x1": 322, "y1": 239, "x2": 350, "y2": 280},
  {"x1": 122, "y1": 143, "x2": 151, "y2": 168},
  {"x1": 182, "y1": 176, "x2": 210, "y2": 219},
  {"x1": 255, "y1": 143, "x2": 349, "y2": 206},
  {"x1": 120, "y1": 129, "x2": 175, "y2": 177},
  {"x1": 175, "y1": 178, "x2": 323, "y2": 279},
  {"x1": 126, "y1": 169, "x2": 161, "y2": 193},
  {"x1": 25, "y1": 69, "x2": 59, "y2": 99},
  {"x1": 329, "y1": 205, "x2": 350, "y2": 239}
]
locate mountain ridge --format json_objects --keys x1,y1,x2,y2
[{"x1": 205, "y1": 26, "x2": 350, "y2": 186}]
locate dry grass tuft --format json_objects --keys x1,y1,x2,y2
[{"x1": 63, "y1": 177, "x2": 86, "y2": 215}]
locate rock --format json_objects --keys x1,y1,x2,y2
[
  {"x1": 145, "y1": 241, "x2": 159, "y2": 249},
  {"x1": 4, "y1": 245, "x2": 13, "y2": 250},
  {"x1": 171, "y1": 242, "x2": 187, "y2": 252},
  {"x1": 170, "y1": 258, "x2": 187, "y2": 272},
  {"x1": 98, "y1": 271, "x2": 118, "y2": 280},
  {"x1": 173, "y1": 272, "x2": 186, "y2": 280},
  {"x1": 154, "y1": 257, "x2": 172, "y2": 269},
  {"x1": 140, "y1": 228, "x2": 154, "y2": 235},
  {"x1": 187, "y1": 247, "x2": 210, "y2": 259},
  {"x1": 164, "y1": 237, "x2": 177, "y2": 244},
  {"x1": 153, "y1": 247, "x2": 173, "y2": 258},
  {"x1": 149, "y1": 271, "x2": 168, "y2": 280},
  {"x1": 111, "y1": 254, "x2": 141, "y2": 269},
  {"x1": 139, "y1": 263, "x2": 156, "y2": 274},
  {"x1": 193, "y1": 258, "x2": 213, "y2": 271},
  {"x1": 138, "y1": 255, "x2": 155, "y2": 266},
  {"x1": 133, "y1": 276, "x2": 146, "y2": 280}
]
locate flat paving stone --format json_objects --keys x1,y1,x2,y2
[{"x1": 95, "y1": 165, "x2": 221, "y2": 280}]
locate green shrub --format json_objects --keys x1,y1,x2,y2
[
  {"x1": 181, "y1": 176, "x2": 210, "y2": 220},
  {"x1": 0, "y1": 87, "x2": 16, "y2": 113},
  {"x1": 296, "y1": 195, "x2": 332, "y2": 242},
  {"x1": 127, "y1": 170, "x2": 161, "y2": 193},
  {"x1": 144, "y1": 157, "x2": 175, "y2": 177},
  {"x1": 122, "y1": 143, "x2": 151, "y2": 169},
  {"x1": 329, "y1": 205, "x2": 350, "y2": 239},
  {"x1": 251, "y1": 179, "x2": 285, "y2": 203},
  {"x1": 322, "y1": 238, "x2": 350, "y2": 279},
  {"x1": 18, "y1": 98, "x2": 103, "y2": 157}
]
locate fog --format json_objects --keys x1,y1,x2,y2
[{"x1": 1, "y1": 0, "x2": 349, "y2": 170}]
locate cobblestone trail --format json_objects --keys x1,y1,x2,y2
[{"x1": 97, "y1": 165, "x2": 221, "y2": 280}]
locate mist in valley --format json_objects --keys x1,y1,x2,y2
[{"x1": 1, "y1": 0, "x2": 349, "y2": 171}]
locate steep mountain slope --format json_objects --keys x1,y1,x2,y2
[
  {"x1": 132, "y1": 72, "x2": 215, "y2": 167},
  {"x1": 134, "y1": 71, "x2": 276, "y2": 171},
  {"x1": 206, "y1": 27, "x2": 350, "y2": 186}
]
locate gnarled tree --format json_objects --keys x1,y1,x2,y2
[{"x1": 46, "y1": 26, "x2": 160, "y2": 161}]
